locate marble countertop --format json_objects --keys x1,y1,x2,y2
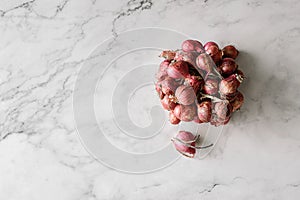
[{"x1": 1, "y1": 0, "x2": 300, "y2": 199}]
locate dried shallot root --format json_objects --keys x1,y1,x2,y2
[{"x1": 155, "y1": 39, "x2": 246, "y2": 157}]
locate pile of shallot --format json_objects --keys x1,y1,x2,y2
[{"x1": 155, "y1": 40, "x2": 245, "y2": 157}]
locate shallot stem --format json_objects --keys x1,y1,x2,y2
[
  {"x1": 200, "y1": 93, "x2": 225, "y2": 103},
  {"x1": 235, "y1": 74, "x2": 244, "y2": 83},
  {"x1": 194, "y1": 143, "x2": 213, "y2": 149},
  {"x1": 171, "y1": 136, "x2": 213, "y2": 150},
  {"x1": 171, "y1": 134, "x2": 199, "y2": 144},
  {"x1": 168, "y1": 94, "x2": 178, "y2": 103}
]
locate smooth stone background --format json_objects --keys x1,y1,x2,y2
[{"x1": 0, "y1": 0, "x2": 300, "y2": 199}]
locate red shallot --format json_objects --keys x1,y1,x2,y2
[
  {"x1": 173, "y1": 104, "x2": 197, "y2": 122},
  {"x1": 222, "y1": 45, "x2": 239, "y2": 59}
]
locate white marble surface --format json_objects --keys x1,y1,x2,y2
[{"x1": 1, "y1": 0, "x2": 300, "y2": 199}]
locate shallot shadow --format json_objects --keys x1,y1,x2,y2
[
  {"x1": 229, "y1": 51, "x2": 265, "y2": 126},
  {"x1": 232, "y1": 49, "x2": 296, "y2": 124}
]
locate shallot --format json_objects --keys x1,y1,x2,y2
[
  {"x1": 230, "y1": 91, "x2": 244, "y2": 112},
  {"x1": 197, "y1": 101, "x2": 212, "y2": 122},
  {"x1": 181, "y1": 40, "x2": 204, "y2": 53},
  {"x1": 155, "y1": 39, "x2": 247, "y2": 158},
  {"x1": 167, "y1": 60, "x2": 189, "y2": 79},
  {"x1": 156, "y1": 60, "x2": 169, "y2": 80},
  {"x1": 219, "y1": 74, "x2": 241, "y2": 96},
  {"x1": 174, "y1": 51, "x2": 198, "y2": 67},
  {"x1": 184, "y1": 75, "x2": 203, "y2": 93},
  {"x1": 169, "y1": 111, "x2": 181, "y2": 125},
  {"x1": 160, "y1": 77, "x2": 179, "y2": 95},
  {"x1": 204, "y1": 43, "x2": 222, "y2": 65},
  {"x1": 172, "y1": 131, "x2": 214, "y2": 157},
  {"x1": 175, "y1": 85, "x2": 196, "y2": 105},
  {"x1": 172, "y1": 131, "x2": 197, "y2": 158},
  {"x1": 196, "y1": 53, "x2": 212, "y2": 73},
  {"x1": 222, "y1": 45, "x2": 239, "y2": 59},
  {"x1": 203, "y1": 78, "x2": 219, "y2": 95},
  {"x1": 161, "y1": 95, "x2": 177, "y2": 111},
  {"x1": 218, "y1": 58, "x2": 237, "y2": 76},
  {"x1": 214, "y1": 100, "x2": 233, "y2": 120},
  {"x1": 173, "y1": 104, "x2": 197, "y2": 122}
]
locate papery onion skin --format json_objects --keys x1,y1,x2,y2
[
  {"x1": 222, "y1": 45, "x2": 239, "y2": 59},
  {"x1": 167, "y1": 60, "x2": 189, "y2": 79},
  {"x1": 161, "y1": 95, "x2": 177, "y2": 111},
  {"x1": 175, "y1": 85, "x2": 197, "y2": 105},
  {"x1": 197, "y1": 101, "x2": 212, "y2": 122},
  {"x1": 173, "y1": 104, "x2": 197, "y2": 122},
  {"x1": 160, "y1": 50, "x2": 176, "y2": 60},
  {"x1": 169, "y1": 111, "x2": 181, "y2": 124},
  {"x1": 172, "y1": 131, "x2": 196, "y2": 158}
]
